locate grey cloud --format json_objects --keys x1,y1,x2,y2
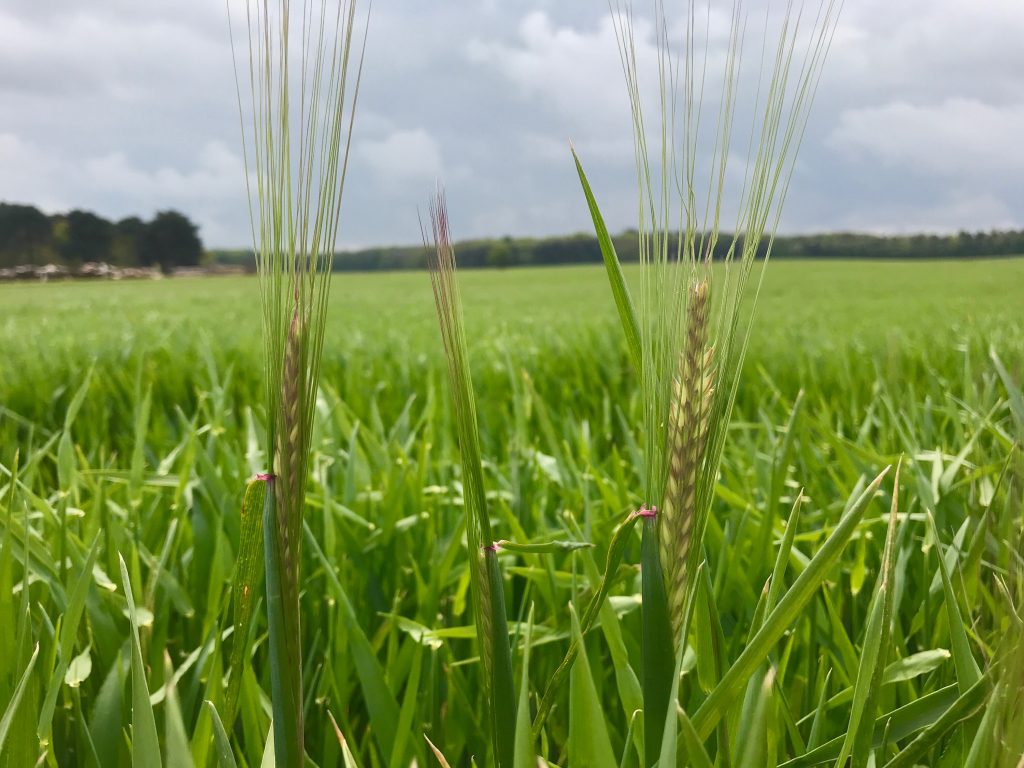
[
  {"x1": 1, "y1": 1, "x2": 1023, "y2": 248},
  {"x1": 829, "y1": 99, "x2": 1024, "y2": 177},
  {"x1": 356, "y1": 129, "x2": 445, "y2": 187}
]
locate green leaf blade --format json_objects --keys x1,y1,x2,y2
[{"x1": 119, "y1": 554, "x2": 162, "y2": 768}]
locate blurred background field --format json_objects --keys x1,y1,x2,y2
[{"x1": 3, "y1": 259, "x2": 1022, "y2": 444}]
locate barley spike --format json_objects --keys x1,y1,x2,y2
[{"x1": 661, "y1": 279, "x2": 715, "y2": 645}]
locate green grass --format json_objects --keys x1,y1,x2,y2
[
  {"x1": 3, "y1": 260, "x2": 1021, "y2": 440},
  {"x1": 1, "y1": 259, "x2": 1022, "y2": 766}
]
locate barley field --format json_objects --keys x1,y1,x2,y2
[{"x1": 1, "y1": 258, "x2": 1023, "y2": 766}]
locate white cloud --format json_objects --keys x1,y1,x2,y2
[
  {"x1": 0, "y1": 6, "x2": 231, "y2": 104},
  {"x1": 829, "y1": 99, "x2": 1024, "y2": 177},
  {"x1": 0, "y1": 132, "x2": 248, "y2": 246},
  {"x1": 826, "y1": 0, "x2": 1024, "y2": 106},
  {"x1": 84, "y1": 142, "x2": 244, "y2": 200},
  {"x1": 835, "y1": 192, "x2": 1018, "y2": 235},
  {"x1": 467, "y1": 11, "x2": 646, "y2": 137},
  {"x1": 357, "y1": 129, "x2": 444, "y2": 186},
  {"x1": 0, "y1": 133, "x2": 73, "y2": 211},
  {"x1": 521, "y1": 132, "x2": 632, "y2": 165}
]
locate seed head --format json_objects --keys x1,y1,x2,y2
[{"x1": 661, "y1": 279, "x2": 716, "y2": 644}]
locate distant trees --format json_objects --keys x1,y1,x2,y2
[
  {"x1": 6, "y1": 197, "x2": 1022, "y2": 275},
  {"x1": 208, "y1": 228, "x2": 1024, "y2": 274},
  {"x1": 0, "y1": 202, "x2": 204, "y2": 272},
  {"x1": 0, "y1": 204, "x2": 53, "y2": 266},
  {"x1": 278, "y1": 228, "x2": 1024, "y2": 272},
  {"x1": 485, "y1": 238, "x2": 515, "y2": 269},
  {"x1": 142, "y1": 211, "x2": 202, "y2": 272},
  {"x1": 59, "y1": 210, "x2": 114, "y2": 266},
  {"x1": 112, "y1": 216, "x2": 146, "y2": 266}
]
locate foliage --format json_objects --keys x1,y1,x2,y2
[
  {"x1": 205, "y1": 227, "x2": 1024, "y2": 274},
  {"x1": 59, "y1": 211, "x2": 115, "y2": 267},
  {"x1": 0, "y1": 261, "x2": 1021, "y2": 765},
  {"x1": 142, "y1": 212, "x2": 203, "y2": 273},
  {"x1": 0, "y1": 203, "x2": 53, "y2": 266},
  {"x1": 0, "y1": 202, "x2": 203, "y2": 271}
]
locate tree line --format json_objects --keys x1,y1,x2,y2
[
  {"x1": 0, "y1": 202, "x2": 203, "y2": 273},
  {"x1": 209, "y1": 227, "x2": 1024, "y2": 273}
]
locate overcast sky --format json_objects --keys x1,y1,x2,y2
[{"x1": 1, "y1": 1, "x2": 1022, "y2": 249}]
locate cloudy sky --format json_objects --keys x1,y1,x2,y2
[{"x1": 1, "y1": 1, "x2": 1022, "y2": 249}]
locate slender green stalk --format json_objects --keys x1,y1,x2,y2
[
  {"x1": 640, "y1": 514, "x2": 673, "y2": 764},
  {"x1": 991, "y1": 466, "x2": 1023, "y2": 768},
  {"x1": 230, "y1": 0, "x2": 369, "y2": 761},
  {"x1": 261, "y1": 480, "x2": 301, "y2": 763},
  {"x1": 424, "y1": 191, "x2": 517, "y2": 767}
]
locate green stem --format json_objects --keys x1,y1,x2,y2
[
  {"x1": 263, "y1": 479, "x2": 303, "y2": 766},
  {"x1": 641, "y1": 516, "x2": 674, "y2": 767},
  {"x1": 485, "y1": 546, "x2": 517, "y2": 768}
]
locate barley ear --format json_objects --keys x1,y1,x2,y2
[
  {"x1": 276, "y1": 306, "x2": 306, "y2": 590},
  {"x1": 661, "y1": 279, "x2": 716, "y2": 644}
]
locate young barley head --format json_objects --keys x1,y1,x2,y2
[
  {"x1": 610, "y1": 0, "x2": 841, "y2": 642},
  {"x1": 230, "y1": 0, "x2": 368, "y2": 760},
  {"x1": 426, "y1": 201, "x2": 498, "y2": 683},
  {"x1": 424, "y1": 190, "x2": 517, "y2": 767}
]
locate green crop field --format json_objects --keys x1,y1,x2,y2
[{"x1": 1, "y1": 259, "x2": 1023, "y2": 767}]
